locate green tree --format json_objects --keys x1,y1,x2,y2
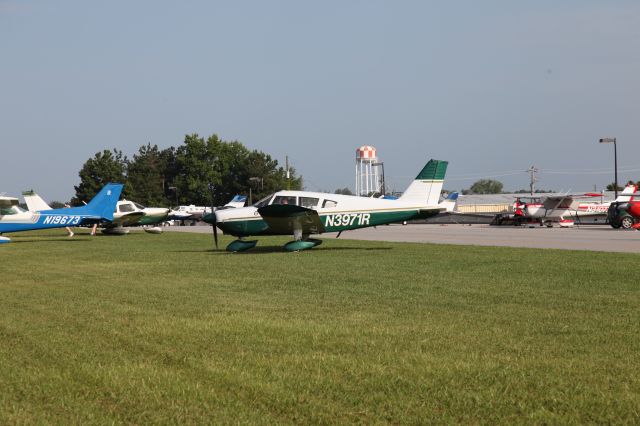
[
  {"x1": 606, "y1": 182, "x2": 624, "y2": 192},
  {"x1": 243, "y1": 150, "x2": 302, "y2": 201},
  {"x1": 158, "y1": 146, "x2": 179, "y2": 206},
  {"x1": 174, "y1": 134, "x2": 225, "y2": 206},
  {"x1": 607, "y1": 181, "x2": 640, "y2": 191},
  {"x1": 126, "y1": 143, "x2": 172, "y2": 206},
  {"x1": 73, "y1": 149, "x2": 127, "y2": 205},
  {"x1": 174, "y1": 134, "x2": 301, "y2": 206},
  {"x1": 467, "y1": 179, "x2": 503, "y2": 194},
  {"x1": 334, "y1": 187, "x2": 353, "y2": 195}
]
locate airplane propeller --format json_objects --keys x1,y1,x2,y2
[
  {"x1": 208, "y1": 183, "x2": 218, "y2": 250},
  {"x1": 212, "y1": 210, "x2": 219, "y2": 249}
]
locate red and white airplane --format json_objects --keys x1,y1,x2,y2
[{"x1": 513, "y1": 184, "x2": 639, "y2": 227}]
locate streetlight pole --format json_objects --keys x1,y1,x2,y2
[
  {"x1": 168, "y1": 186, "x2": 178, "y2": 209},
  {"x1": 248, "y1": 177, "x2": 263, "y2": 205},
  {"x1": 599, "y1": 137, "x2": 618, "y2": 199}
]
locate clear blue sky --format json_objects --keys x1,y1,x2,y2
[{"x1": 2, "y1": 1, "x2": 639, "y2": 201}]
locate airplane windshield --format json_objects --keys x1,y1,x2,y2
[
  {"x1": 253, "y1": 194, "x2": 274, "y2": 208},
  {"x1": 0, "y1": 205, "x2": 26, "y2": 215},
  {"x1": 516, "y1": 197, "x2": 542, "y2": 204},
  {"x1": 133, "y1": 202, "x2": 146, "y2": 210}
]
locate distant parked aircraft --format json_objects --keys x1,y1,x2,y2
[
  {"x1": 513, "y1": 184, "x2": 639, "y2": 227},
  {"x1": 24, "y1": 191, "x2": 169, "y2": 235},
  {"x1": 0, "y1": 183, "x2": 123, "y2": 243},
  {"x1": 172, "y1": 195, "x2": 248, "y2": 221}
]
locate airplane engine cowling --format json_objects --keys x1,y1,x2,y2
[{"x1": 628, "y1": 202, "x2": 640, "y2": 218}]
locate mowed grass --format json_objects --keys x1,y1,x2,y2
[{"x1": 0, "y1": 229, "x2": 638, "y2": 424}]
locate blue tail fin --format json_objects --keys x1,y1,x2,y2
[
  {"x1": 438, "y1": 191, "x2": 459, "y2": 212},
  {"x1": 82, "y1": 183, "x2": 123, "y2": 221}
]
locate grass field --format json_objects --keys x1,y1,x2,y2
[{"x1": 0, "y1": 229, "x2": 638, "y2": 424}]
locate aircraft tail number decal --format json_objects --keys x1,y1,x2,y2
[
  {"x1": 324, "y1": 213, "x2": 370, "y2": 227},
  {"x1": 42, "y1": 215, "x2": 82, "y2": 226}
]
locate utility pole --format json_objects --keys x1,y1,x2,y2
[
  {"x1": 526, "y1": 166, "x2": 539, "y2": 195},
  {"x1": 285, "y1": 155, "x2": 290, "y2": 190},
  {"x1": 599, "y1": 138, "x2": 618, "y2": 199}
]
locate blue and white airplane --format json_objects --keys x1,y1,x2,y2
[{"x1": 0, "y1": 183, "x2": 123, "y2": 244}]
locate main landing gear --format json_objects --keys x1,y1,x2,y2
[
  {"x1": 225, "y1": 236, "x2": 322, "y2": 252},
  {"x1": 226, "y1": 239, "x2": 258, "y2": 252},
  {"x1": 283, "y1": 229, "x2": 322, "y2": 252},
  {"x1": 283, "y1": 238, "x2": 322, "y2": 252}
]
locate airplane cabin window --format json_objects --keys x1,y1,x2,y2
[
  {"x1": 119, "y1": 204, "x2": 135, "y2": 213},
  {"x1": 0, "y1": 207, "x2": 16, "y2": 215},
  {"x1": 300, "y1": 197, "x2": 319, "y2": 208},
  {"x1": 322, "y1": 200, "x2": 337, "y2": 208},
  {"x1": 273, "y1": 196, "x2": 297, "y2": 205}
]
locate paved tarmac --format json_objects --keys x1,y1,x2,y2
[
  {"x1": 323, "y1": 224, "x2": 640, "y2": 253},
  {"x1": 165, "y1": 223, "x2": 640, "y2": 253}
]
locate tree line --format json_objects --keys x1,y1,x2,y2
[
  {"x1": 457, "y1": 179, "x2": 639, "y2": 195},
  {"x1": 72, "y1": 134, "x2": 302, "y2": 207}
]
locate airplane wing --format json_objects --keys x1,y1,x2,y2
[
  {"x1": 542, "y1": 192, "x2": 603, "y2": 211},
  {"x1": 0, "y1": 196, "x2": 19, "y2": 208},
  {"x1": 542, "y1": 195, "x2": 581, "y2": 211},
  {"x1": 257, "y1": 204, "x2": 325, "y2": 235},
  {"x1": 106, "y1": 211, "x2": 145, "y2": 228},
  {"x1": 22, "y1": 190, "x2": 53, "y2": 212}
]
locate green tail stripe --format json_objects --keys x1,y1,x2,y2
[{"x1": 415, "y1": 159, "x2": 448, "y2": 180}]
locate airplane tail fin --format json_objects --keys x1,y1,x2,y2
[
  {"x1": 79, "y1": 183, "x2": 124, "y2": 221},
  {"x1": 225, "y1": 195, "x2": 247, "y2": 208},
  {"x1": 22, "y1": 190, "x2": 52, "y2": 212},
  {"x1": 398, "y1": 159, "x2": 448, "y2": 206},
  {"x1": 615, "y1": 184, "x2": 639, "y2": 203},
  {"x1": 438, "y1": 192, "x2": 459, "y2": 212}
]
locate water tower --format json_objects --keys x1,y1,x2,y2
[{"x1": 355, "y1": 145, "x2": 380, "y2": 196}]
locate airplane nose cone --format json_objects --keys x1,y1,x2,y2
[{"x1": 203, "y1": 211, "x2": 216, "y2": 224}]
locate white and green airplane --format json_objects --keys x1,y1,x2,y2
[
  {"x1": 23, "y1": 191, "x2": 170, "y2": 234},
  {"x1": 204, "y1": 159, "x2": 449, "y2": 252}
]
